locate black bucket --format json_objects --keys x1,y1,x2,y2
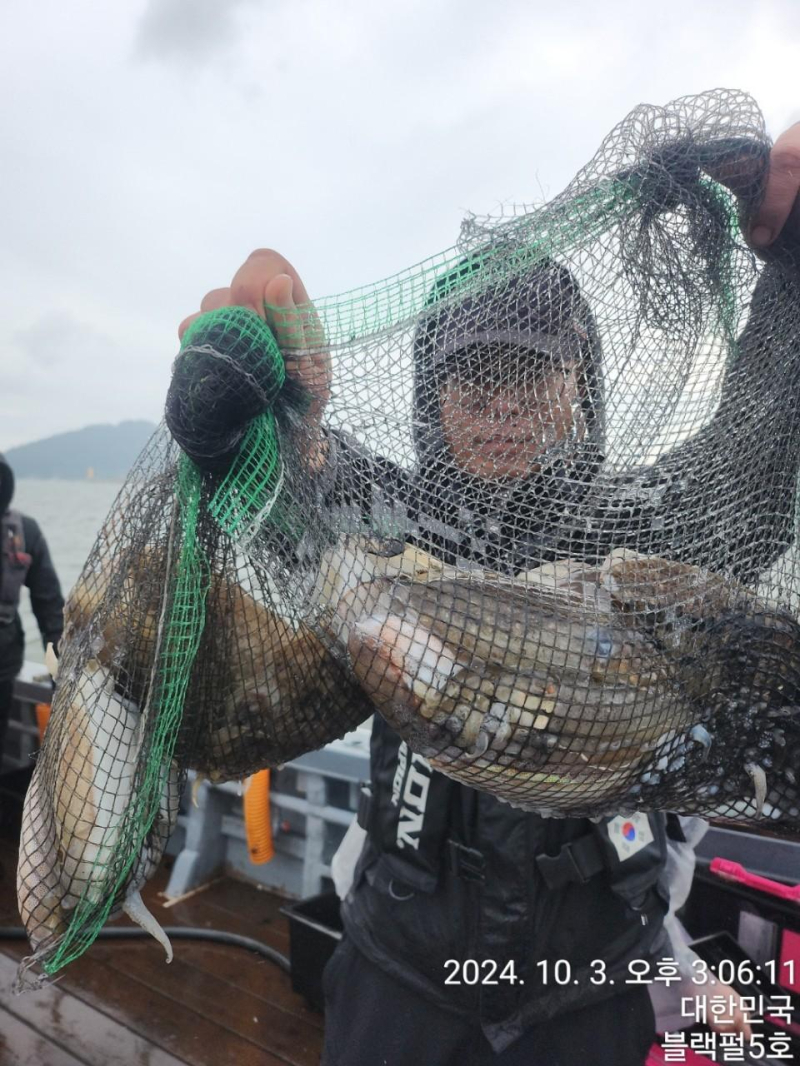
[{"x1": 281, "y1": 891, "x2": 343, "y2": 1012}]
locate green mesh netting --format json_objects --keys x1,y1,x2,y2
[{"x1": 16, "y1": 87, "x2": 800, "y2": 986}]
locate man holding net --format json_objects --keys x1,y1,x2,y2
[{"x1": 179, "y1": 119, "x2": 800, "y2": 1065}]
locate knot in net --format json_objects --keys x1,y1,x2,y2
[
  {"x1": 166, "y1": 308, "x2": 288, "y2": 467},
  {"x1": 16, "y1": 87, "x2": 800, "y2": 982}
]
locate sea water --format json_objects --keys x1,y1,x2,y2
[{"x1": 11, "y1": 478, "x2": 124, "y2": 664}]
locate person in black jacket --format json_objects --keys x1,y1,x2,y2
[
  {"x1": 0, "y1": 454, "x2": 64, "y2": 772},
  {"x1": 179, "y1": 122, "x2": 800, "y2": 1065}
]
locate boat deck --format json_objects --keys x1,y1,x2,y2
[{"x1": 0, "y1": 832, "x2": 325, "y2": 1066}]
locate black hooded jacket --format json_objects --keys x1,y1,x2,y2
[
  {"x1": 321, "y1": 256, "x2": 800, "y2": 1051},
  {"x1": 0, "y1": 454, "x2": 64, "y2": 682}
]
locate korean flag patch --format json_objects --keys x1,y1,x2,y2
[{"x1": 607, "y1": 813, "x2": 654, "y2": 861}]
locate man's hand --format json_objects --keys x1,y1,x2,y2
[
  {"x1": 750, "y1": 121, "x2": 800, "y2": 248},
  {"x1": 179, "y1": 249, "x2": 331, "y2": 467}
]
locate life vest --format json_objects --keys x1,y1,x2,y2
[
  {"x1": 358, "y1": 716, "x2": 667, "y2": 902},
  {"x1": 0, "y1": 510, "x2": 31, "y2": 625},
  {"x1": 343, "y1": 715, "x2": 668, "y2": 1040}
]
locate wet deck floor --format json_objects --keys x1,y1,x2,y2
[{"x1": 0, "y1": 833, "x2": 325, "y2": 1066}]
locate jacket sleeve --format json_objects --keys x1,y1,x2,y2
[
  {"x1": 321, "y1": 430, "x2": 416, "y2": 542},
  {"x1": 594, "y1": 264, "x2": 800, "y2": 581},
  {"x1": 22, "y1": 517, "x2": 65, "y2": 649}
]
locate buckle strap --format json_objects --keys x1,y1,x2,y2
[
  {"x1": 536, "y1": 833, "x2": 606, "y2": 888},
  {"x1": 356, "y1": 789, "x2": 485, "y2": 884},
  {"x1": 446, "y1": 840, "x2": 485, "y2": 883},
  {"x1": 356, "y1": 784, "x2": 372, "y2": 830},
  {"x1": 666, "y1": 813, "x2": 686, "y2": 842}
]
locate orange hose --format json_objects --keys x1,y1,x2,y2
[
  {"x1": 35, "y1": 702, "x2": 52, "y2": 742},
  {"x1": 243, "y1": 769, "x2": 274, "y2": 864}
]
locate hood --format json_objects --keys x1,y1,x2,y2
[
  {"x1": 0, "y1": 454, "x2": 14, "y2": 514},
  {"x1": 410, "y1": 252, "x2": 604, "y2": 554}
]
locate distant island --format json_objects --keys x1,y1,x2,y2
[{"x1": 3, "y1": 420, "x2": 158, "y2": 480}]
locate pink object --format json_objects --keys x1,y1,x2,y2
[
  {"x1": 779, "y1": 930, "x2": 800, "y2": 993},
  {"x1": 710, "y1": 858, "x2": 800, "y2": 904}
]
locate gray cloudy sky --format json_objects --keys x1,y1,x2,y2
[{"x1": 1, "y1": 0, "x2": 798, "y2": 449}]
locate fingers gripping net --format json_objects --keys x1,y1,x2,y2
[{"x1": 16, "y1": 88, "x2": 800, "y2": 982}]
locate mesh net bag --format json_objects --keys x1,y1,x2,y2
[{"x1": 16, "y1": 87, "x2": 800, "y2": 984}]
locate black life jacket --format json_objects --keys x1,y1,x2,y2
[
  {"x1": 0, "y1": 510, "x2": 30, "y2": 626},
  {"x1": 342, "y1": 715, "x2": 668, "y2": 1048}
]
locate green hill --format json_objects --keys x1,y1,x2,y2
[{"x1": 4, "y1": 420, "x2": 158, "y2": 480}]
